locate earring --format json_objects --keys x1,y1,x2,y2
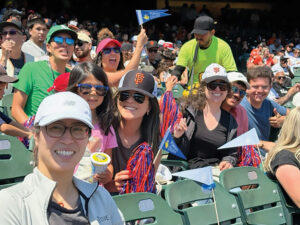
[{"x1": 146, "y1": 111, "x2": 150, "y2": 116}]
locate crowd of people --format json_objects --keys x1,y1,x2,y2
[{"x1": 0, "y1": 3, "x2": 299, "y2": 224}]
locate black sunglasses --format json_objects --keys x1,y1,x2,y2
[
  {"x1": 148, "y1": 48, "x2": 158, "y2": 53},
  {"x1": 1, "y1": 30, "x2": 20, "y2": 36},
  {"x1": 277, "y1": 76, "x2": 286, "y2": 80},
  {"x1": 119, "y1": 91, "x2": 146, "y2": 104},
  {"x1": 75, "y1": 40, "x2": 87, "y2": 47},
  {"x1": 77, "y1": 83, "x2": 109, "y2": 96},
  {"x1": 102, "y1": 47, "x2": 121, "y2": 54},
  {"x1": 207, "y1": 81, "x2": 228, "y2": 91},
  {"x1": 231, "y1": 86, "x2": 246, "y2": 97}
]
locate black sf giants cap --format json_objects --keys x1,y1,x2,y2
[{"x1": 118, "y1": 69, "x2": 157, "y2": 98}]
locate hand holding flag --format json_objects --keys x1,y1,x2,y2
[{"x1": 136, "y1": 9, "x2": 171, "y2": 25}]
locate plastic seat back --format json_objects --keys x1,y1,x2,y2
[
  {"x1": 113, "y1": 192, "x2": 183, "y2": 225},
  {"x1": 165, "y1": 179, "x2": 243, "y2": 225},
  {"x1": 0, "y1": 135, "x2": 34, "y2": 190},
  {"x1": 220, "y1": 166, "x2": 288, "y2": 225}
]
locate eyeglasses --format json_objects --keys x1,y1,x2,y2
[
  {"x1": 102, "y1": 47, "x2": 121, "y2": 54},
  {"x1": 75, "y1": 40, "x2": 87, "y2": 47},
  {"x1": 45, "y1": 123, "x2": 90, "y2": 140},
  {"x1": 52, "y1": 36, "x2": 75, "y2": 45},
  {"x1": 231, "y1": 86, "x2": 246, "y2": 97},
  {"x1": 277, "y1": 76, "x2": 286, "y2": 80},
  {"x1": 206, "y1": 81, "x2": 228, "y2": 91},
  {"x1": 1, "y1": 30, "x2": 21, "y2": 36},
  {"x1": 294, "y1": 51, "x2": 300, "y2": 54},
  {"x1": 148, "y1": 49, "x2": 158, "y2": 53},
  {"x1": 77, "y1": 83, "x2": 109, "y2": 96},
  {"x1": 119, "y1": 91, "x2": 146, "y2": 104}
]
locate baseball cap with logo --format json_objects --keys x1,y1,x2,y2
[
  {"x1": 46, "y1": 24, "x2": 77, "y2": 43},
  {"x1": 34, "y1": 91, "x2": 93, "y2": 129},
  {"x1": 0, "y1": 19, "x2": 23, "y2": 32},
  {"x1": 146, "y1": 40, "x2": 158, "y2": 49},
  {"x1": 227, "y1": 72, "x2": 250, "y2": 89},
  {"x1": 202, "y1": 63, "x2": 228, "y2": 83},
  {"x1": 191, "y1": 15, "x2": 215, "y2": 35},
  {"x1": 118, "y1": 69, "x2": 157, "y2": 98}
]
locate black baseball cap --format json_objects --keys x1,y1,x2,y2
[
  {"x1": 118, "y1": 70, "x2": 157, "y2": 98},
  {"x1": 146, "y1": 40, "x2": 158, "y2": 49},
  {"x1": 191, "y1": 15, "x2": 214, "y2": 35},
  {"x1": 0, "y1": 20, "x2": 23, "y2": 32}
]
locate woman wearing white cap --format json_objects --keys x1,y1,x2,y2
[
  {"x1": 0, "y1": 92, "x2": 124, "y2": 225},
  {"x1": 170, "y1": 63, "x2": 238, "y2": 175}
]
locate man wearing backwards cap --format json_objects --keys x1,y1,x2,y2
[
  {"x1": 12, "y1": 24, "x2": 77, "y2": 125},
  {"x1": 171, "y1": 15, "x2": 236, "y2": 84},
  {"x1": 0, "y1": 91, "x2": 124, "y2": 225}
]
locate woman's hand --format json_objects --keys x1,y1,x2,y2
[
  {"x1": 136, "y1": 28, "x2": 148, "y2": 49},
  {"x1": 165, "y1": 76, "x2": 177, "y2": 92},
  {"x1": 93, "y1": 168, "x2": 113, "y2": 185},
  {"x1": 219, "y1": 161, "x2": 233, "y2": 171},
  {"x1": 173, "y1": 118, "x2": 187, "y2": 138},
  {"x1": 113, "y1": 170, "x2": 131, "y2": 192}
]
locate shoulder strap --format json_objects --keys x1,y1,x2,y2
[{"x1": 188, "y1": 43, "x2": 199, "y2": 93}]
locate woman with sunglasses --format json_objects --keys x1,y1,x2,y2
[
  {"x1": 0, "y1": 92, "x2": 124, "y2": 225},
  {"x1": 170, "y1": 63, "x2": 238, "y2": 176},
  {"x1": 105, "y1": 69, "x2": 160, "y2": 194},
  {"x1": 94, "y1": 28, "x2": 148, "y2": 87},
  {"x1": 67, "y1": 62, "x2": 117, "y2": 185}
]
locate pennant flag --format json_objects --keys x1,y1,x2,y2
[
  {"x1": 173, "y1": 166, "x2": 215, "y2": 190},
  {"x1": 159, "y1": 127, "x2": 186, "y2": 160},
  {"x1": 218, "y1": 128, "x2": 259, "y2": 150},
  {"x1": 136, "y1": 9, "x2": 171, "y2": 25}
]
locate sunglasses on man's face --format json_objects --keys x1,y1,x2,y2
[
  {"x1": 277, "y1": 76, "x2": 286, "y2": 80},
  {"x1": 119, "y1": 91, "x2": 146, "y2": 104},
  {"x1": 52, "y1": 36, "x2": 75, "y2": 46},
  {"x1": 231, "y1": 86, "x2": 246, "y2": 97},
  {"x1": 77, "y1": 83, "x2": 109, "y2": 96},
  {"x1": 1, "y1": 30, "x2": 21, "y2": 36},
  {"x1": 75, "y1": 40, "x2": 87, "y2": 47},
  {"x1": 148, "y1": 48, "x2": 158, "y2": 53},
  {"x1": 206, "y1": 81, "x2": 228, "y2": 91},
  {"x1": 102, "y1": 47, "x2": 121, "y2": 55}
]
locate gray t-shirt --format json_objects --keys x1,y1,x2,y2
[{"x1": 47, "y1": 198, "x2": 89, "y2": 225}]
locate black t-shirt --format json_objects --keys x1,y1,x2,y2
[
  {"x1": 10, "y1": 53, "x2": 25, "y2": 76},
  {"x1": 188, "y1": 109, "x2": 233, "y2": 163},
  {"x1": 269, "y1": 150, "x2": 300, "y2": 223},
  {"x1": 47, "y1": 198, "x2": 89, "y2": 225},
  {"x1": 273, "y1": 82, "x2": 288, "y2": 97}
]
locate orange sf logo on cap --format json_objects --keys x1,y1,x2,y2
[
  {"x1": 213, "y1": 67, "x2": 220, "y2": 74},
  {"x1": 135, "y1": 73, "x2": 144, "y2": 85}
]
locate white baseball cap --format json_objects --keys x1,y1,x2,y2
[
  {"x1": 202, "y1": 63, "x2": 228, "y2": 83},
  {"x1": 34, "y1": 92, "x2": 93, "y2": 129},
  {"x1": 227, "y1": 72, "x2": 250, "y2": 89}
]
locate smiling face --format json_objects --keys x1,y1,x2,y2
[
  {"x1": 247, "y1": 77, "x2": 271, "y2": 108},
  {"x1": 34, "y1": 119, "x2": 89, "y2": 176},
  {"x1": 224, "y1": 81, "x2": 247, "y2": 108},
  {"x1": 101, "y1": 42, "x2": 121, "y2": 72},
  {"x1": 205, "y1": 79, "x2": 228, "y2": 105},
  {"x1": 46, "y1": 32, "x2": 74, "y2": 63},
  {"x1": 117, "y1": 90, "x2": 150, "y2": 122},
  {"x1": 77, "y1": 74, "x2": 105, "y2": 112}
]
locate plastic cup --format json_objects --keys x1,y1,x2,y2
[{"x1": 90, "y1": 152, "x2": 111, "y2": 174}]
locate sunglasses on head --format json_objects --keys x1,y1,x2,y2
[
  {"x1": 75, "y1": 40, "x2": 87, "y2": 47},
  {"x1": 206, "y1": 81, "x2": 228, "y2": 91},
  {"x1": 1, "y1": 30, "x2": 21, "y2": 36},
  {"x1": 119, "y1": 91, "x2": 146, "y2": 104},
  {"x1": 52, "y1": 36, "x2": 75, "y2": 46},
  {"x1": 77, "y1": 83, "x2": 109, "y2": 96},
  {"x1": 148, "y1": 48, "x2": 158, "y2": 53},
  {"x1": 231, "y1": 86, "x2": 246, "y2": 97},
  {"x1": 102, "y1": 47, "x2": 121, "y2": 55}
]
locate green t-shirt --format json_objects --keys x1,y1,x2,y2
[
  {"x1": 176, "y1": 36, "x2": 237, "y2": 84},
  {"x1": 13, "y1": 60, "x2": 70, "y2": 116}
]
